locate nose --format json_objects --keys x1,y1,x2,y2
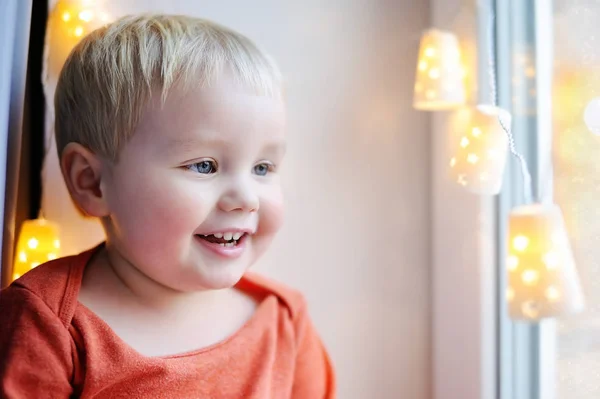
[{"x1": 217, "y1": 178, "x2": 259, "y2": 213}]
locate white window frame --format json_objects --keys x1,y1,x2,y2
[{"x1": 496, "y1": 0, "x2": 556, "y2": 398}]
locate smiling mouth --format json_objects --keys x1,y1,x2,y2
[{"x1": 195, "y1": 232, "x2": 247, "y2": 248}]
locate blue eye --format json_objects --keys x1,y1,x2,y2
[
  {"x1": 187, "y1": 160, "x2": 217, "y2": 174},
  {"x1": 253, "y1": 162, "x2": 273, "y2": 176}
]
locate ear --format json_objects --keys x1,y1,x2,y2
[{"x1": 60, "y1": 143, "x2": 109, "y2": 217}]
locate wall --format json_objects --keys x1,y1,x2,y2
[
  {"x1": 430, "y1": 0, "x2": 498, "y2": 398},
  {"x1": 43, "y1": 0, "x2": 432, "y2": 397}
]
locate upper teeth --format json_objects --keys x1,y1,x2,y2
[{"x1": 209, "y1": 232, "x2": 243, "y2": 240}]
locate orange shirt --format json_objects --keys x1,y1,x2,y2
[{"x1": 0, "y1": 247, "x2": 335, "y2": 398}]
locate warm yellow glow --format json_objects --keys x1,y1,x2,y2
[
  {"x1": 449, "y1": 105, "x2": 510, "y2": 195},
  {"x1": 507, "y1": 204, "x2": 584, "y2": 320},
  {"x1": 79, "y1": 10, "x2": 94, "y2": 22},
  {"x1": 513, "y1": 235, "x2": 530, "y2": 252},
  {"x1": 28, "y1": 237, "x2": 39, "y2": 250},
  {"x1": 413, "y1": 30, "x2": 466, "y2": 111},
  {"x1": 12, "y1": 219, "x2": 61, "y2": 282},
  {"x1": 450, "y1": 158, "x2": 457, "y2": 167},
  {"x1": 522, "y1": 269, "x2": 539, "y2": 285},
  {"x1": 545, "y1": 286, "x2": 561, "y2": 302},
  {"x1": 48, "y1": 1, "x2": 113, "y2": 79},
  {"x1": 506, "y1": 288, "x2": 515, "y2": 301},
  {"x1": 467, "y1": 153, "x2": 479, "y2": 164},
  {"x1": 428, "y1": 68, "x2": 441, "y2": 79},
  {"x1": 521, "y1": 301, "x2": 540, "y2": 319},
  {"x1": 457, "y1": 174, "x2": 467, "y2": 186},
  {"x1": 507, "y1": 256, "x2": 519, "y2": 271}
]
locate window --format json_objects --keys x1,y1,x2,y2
[
  {"x1": 496, "y1": 1, "x2": 600, "y2": 398},
  {"x1": 552, "y1": 0, "x2": 600, "y2": 398}
]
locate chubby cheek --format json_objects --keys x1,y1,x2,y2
[
  {"x1": 253, "y1": 191, "x2": 284, "y2": 256},
  {"x1": 107, "y1": 170, "x2": 209, "y2": 250}
]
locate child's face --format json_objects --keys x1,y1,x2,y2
[{"x1": 101, "y1": 76, "x2": 286, "y2": 291}]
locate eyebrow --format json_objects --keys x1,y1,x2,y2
[
  {"x1": 165, "y1": 136, "x2": 227, "y2": 153},
  {"x1": 164, "y1": 135, "x2": 287, "y2": 157}
]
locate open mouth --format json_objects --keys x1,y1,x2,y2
[{"x1": 195, "y1": 232, "x2": 247, "y2": 248}]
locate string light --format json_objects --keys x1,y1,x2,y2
[
  {"x1": 449, "y1": 105, "x2": 510, "y2": 195},
  {"x1": 12, "y1": 219, "x2": 61, "y2": 282},
  {"x1": 506, "y1": 204, "x2": 584, "y2": 321},
  {"x1": 47, "y1": 0, "x2": 112, "y2": 79},
  {"x1": 413, "y1": 29, "x2": 467, "y2": 111}
]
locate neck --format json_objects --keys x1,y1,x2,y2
[{"x1": 92, "y1": 242, "x2": 232, "y2": 313}]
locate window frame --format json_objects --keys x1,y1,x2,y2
[{"x1": 495, "y1": 0, "x2": 557, "y2": 398}]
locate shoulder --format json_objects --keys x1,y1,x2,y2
[
  {"x1": 239, "y1": 272, "x2": 309, "y2": 321},
  {"x1": 4, "y1": 247, "x2": 97, "y2": 325}
]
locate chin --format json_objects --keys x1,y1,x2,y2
[{"x1": 189, "y1": 263, "x2": 250, "y2": 291}]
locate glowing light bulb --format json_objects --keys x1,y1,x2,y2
[
  {"x1": 513, "y1": 235, "x2": 529, "y2": 252},
  {"x1": 28, "y1": 238, "x2": 39, "y2": 250},
  {"x1": 425, "y1": 47, "x2": 436, "y2": 57},
  {"x1": 467, "y1": 153, "x2": 479, "y2": 164},
  {"x1": 507, "y1": 256, "x2": 519, "y2": 271},
  {"x1": 428, "y1": 68, "x2": 441, "y2": 79},
  {"x1": 522, "y1": 269, "x2": 539, "y2": 285},
  {"x1": 543, "y1": 251, "x2": 560, "y2": 270},
  {"x1": 79, "y1": 10, "x2": 94, "y2": 22},
  {"x1": 413, "y1": 30, "x2": 466, "y2": 110}
]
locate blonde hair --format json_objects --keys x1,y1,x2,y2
[{"x1": 54, "y1": 14, "x2": 283, "y2": 161}]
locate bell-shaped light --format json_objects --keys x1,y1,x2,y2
[
  {"x1": 506, "y1": 203, "x2": 584, "y2": 321},
  {"x1": 584, "y1": 97, "x2": 600, "y2": 135},
  {"x1": 449, "y1": 105, "x2": 510, "y2": 195},
  {"x1": 47, "y1": 0, "x2": 112, "y2": 79},
  {"x1": 413, "y1": 29, "x2": 466, "y2": 111},
  {"x1": 12, "y1": 219, "x2": 61, "y2": 281}
]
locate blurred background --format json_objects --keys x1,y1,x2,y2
[{"x1": 1, "y1": 0, "x2": 600, "y2": 398}]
